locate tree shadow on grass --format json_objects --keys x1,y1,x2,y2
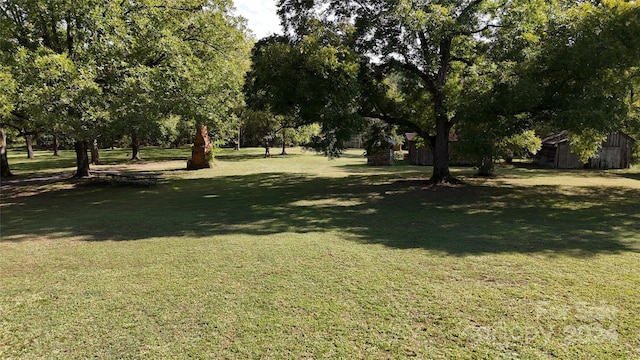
[
  {"x1": 616, "y1": 172, "x2": 640, "y2": 181},
  {"x1": 1, "y1": 171, "x2": 639, "y2": 257},
  {"x1": 214, "y1": 153, "x2": 306, "y2": 162},
  {"x1": 337, "y1": 163, "x2": 428, "y2": 175}
]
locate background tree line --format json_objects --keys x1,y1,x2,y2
[{"x1": 0, "y1": 0, "x2": 252, "y2": 177}]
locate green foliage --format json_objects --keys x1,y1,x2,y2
[
  {"x1": 0, "y1": 66, "x2": 16, "y2": 117},
  {"x1": 569, "y1": 130, "x2": 610, "y2": 163},
  {"x1": 455, "y1": 124, "x2": 497, "y2": 176},
  {"x1": 626, "y1": 68, "x2": 640, "y2": 146},
  {"x1": 505, "y1": 0, "x2": 640, "y2": 143},
  {"x1": 89, "y1": 0, "x2": 252, "y2": 145},
  {"x1": 244, "y1": 22, "x2": 362, "y2": 157},
  {"x1": 239, "y1": 109, "x2": 276, "y2": 146},
  {"x1": 362, "y1": 119, "x2": 401, "y2": 157},
  {"x1": 0, "y1": 0, "x2": 252, "y2": 161},
  {"x1": 0, "y1": 46, "x2": 101, "y2": 141},
  {"x1": 205, "y1": 145, "x2": 216, "y2": 164},
  {"x1": 291, "y1": 123, "x2": 322, "y2": 146},
  {"x1": 276, "y1": 1, "x2": 526, "y2": 175},
  {"x1": 238, "y1": 109, "x2": 320, "y2": 149},
  {"x1": 498, "y1": 130, "x2": 543, "y2": 163},
  {"x1": 271, "y1": 0, "x2": 640, "y2": 180}
]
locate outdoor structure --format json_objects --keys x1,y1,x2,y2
[
  {"x1": 187, "y1": 125, "x2": 213, "y2": 170},
  {"x1": 534, "y1": 131, "x2": 635, "y2": 169},
  {"x1": 534, "y1": 131, "x2": 582, "y2": 168},
  {"x1": 405, "y1": 133, "x2": 473, "y2": 166},
  {"x1": 365, "y1": 136, "x2": 400, "y2": 166},
  {"x1": 345, "y1": 134, "x2": 364, "y2": 148},
  {"x1": 406, "y1": 133, "x2": 431, "y2": 165},
  {"x1": 367, "y1": 148, "x2": 394, "y2": 166},
  {"x1": 589, "y1": 132, "x2": 635, "y2": 169},
  {"x1": 366, "y1": 141, "x2": 396, "y2": 166}
]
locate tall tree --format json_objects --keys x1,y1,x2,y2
[
  {"x1": 272, "y1": 0, "x2": 548, "y2": 181},
  {"x1": 91, "y1": 0, "x2": 251, "y2": 160},
  {"x1": 244, "y1": 29, "x2": 361, "y2": 157},
  {"x1": 1, "y1": 0, "x2": 109, "y2": 176},
  {"x1": 0, "y1": 67, "x2": 16, "y2": 177},
  {"x1": 475, "y1": 1, "x2": 640, "y2": 166}
]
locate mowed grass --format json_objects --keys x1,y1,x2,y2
[{"x1": 1, "y1": 147, "x2": 639, "y2": 359}]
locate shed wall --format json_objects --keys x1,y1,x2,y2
[
  {"x1": 588, "y1": 133, "x2": 634, "y2": 169},
  {"x1": 556, "y1": 143, "x2": 584, "y2": 169}
]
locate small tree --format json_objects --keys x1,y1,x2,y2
[
  {"x1": 499, "y1": 130, "x2": 542, "y2": 164},
  {"x1": 362, "y1": 119, "x2": 402, "y2": 164}
]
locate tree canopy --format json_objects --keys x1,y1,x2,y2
[
  {"x1": 244, "y1": 28, "x2": 362, "y2": 156},
  {"x1": 0, "y1": 0, "x2": 252, "y2": 175},
  {"x1": 243, "y1": 0, "x2": 640, "y2": 182}
]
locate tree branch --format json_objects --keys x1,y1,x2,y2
[
  {"x1": 457, "y1": 0, "x2": 485, "y2": 23},
  {"x1": 353, "y1": 0, "x2": 375, "y2": 18},
  {"x1": 145, "y1": 52, "x2": 167, "y2": 67},
  {"x1": 451, "y1": 56, "x2": 473, "y2": 66},
  {"x1": 151, "y1": 5, "x2": 202, "y2": 13},
  {"x1": 468, "y1": 24, "x2": 503, "y2": 35},
  {"x1": 184, "y1": 37, "x2": 221, "y2": 52},
  {"x1": 358, "y1": 109, "x2": 427, "y2": 138},
  {"x1": 417, "y1": 31, "x2": 437, "y2": 66},
  {"x1": 66, "y1": 14, "x2": 74, "y2": 58},
  {"x1": 0, "y1": 120, "x2": 37, "y2": 137},
  {"x1": 437, "y1": 38, "x2": 452, "y2": 86},
  {"x1": 386, "y1": 58, "x2": 439, "y2": 97},
  {"x1": 1, "y1": 123, "x2": 25, "y2": 133}
]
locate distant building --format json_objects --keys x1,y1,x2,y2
[
  {"x1": 406, "y1": 133, "x2": 431, "y2": 165},
  {"x1": 366, "y1": 137, "x2": 398, "y2": 166},
  {"x1": 345, "y1": 134, "x2": 363, "y2": 148},
  {"x1": 405, "y1": 133, "x2": 473, "y2": 166},
  {"x1": 534, "y1": 131, "x2": 635, "y2": 169}
]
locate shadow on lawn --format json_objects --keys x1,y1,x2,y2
[
  {"x1": 215, "y1": 153, "x2": 304, "y2": 162},
  {"x1": 2, "y1": 171, "x2": 639, "y2": 256},
  {"x1": 617, "y1": 172, "x2": 640, "y2": 181}
]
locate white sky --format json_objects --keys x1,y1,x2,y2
[{"x1": 233, "y1": 0, "x2": 282, "y2": 39}]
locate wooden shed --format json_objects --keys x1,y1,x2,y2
[
  {"x1": 589, "y1": 132, "x2": 635, "y2": 169},
  {"x1": 534, "y1": 131, "x2": 583, "y2": 168},
  {"x1": 366, "y1": 137, "x2": 398, "y2": 166},
  {"x1": 406, "y1": 133, "x2": 432, "y2": 165},
  {"x1": 534, "y1": 131, "x2": 634, "y2": 169},
  {"x1": 406, "y1": 133, "x2": 474, "y2": 166},
  {"x1": 345, "y1": 134, "x2": 363, "y2": 148}
]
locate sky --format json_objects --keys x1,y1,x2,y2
[{"x1": 233, "y1": 0, "x2": 283, "y2": 39}]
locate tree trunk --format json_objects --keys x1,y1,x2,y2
[
  {"x1": 430, "y1": 110, "x2": 453, "y2": 184},
  {"x1": 236, "y1": 127, "x2": 241, "y2": 151},
  {"x1": 91, "y1": 138, "x2": 100, "y2": 165},
  {"x1": 25, "y1": 133, "x2": 34, "y2": 159},
  {"x1": 1, "y1": 128, "x2": 12, "y2": 177},
  {"x1": 280, "y1": 128, "x2": 287, "y2": 155},
  {"x1": 428, "y1": 37, "x2": 458, "y2": 184},
  {"x1": 52, "y1": 132, "x2": 59, "y2": 156},
  {"x1": 74, "y1": 140, "x2": 90, "y2": 177},
  {"x1": 477, "y1": 156, "x2": 494, "y2": 176},
  {"x1": 131, "y1": 133, "x2": 141, "y2": 160}
]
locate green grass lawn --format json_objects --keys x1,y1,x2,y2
[{"x1": 1, "y1": 147, "x2": 639, "y2": 359}]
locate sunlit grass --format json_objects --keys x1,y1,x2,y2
[{"x1": 1, "y1": 148, "x2": 639, "y2": 358}]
